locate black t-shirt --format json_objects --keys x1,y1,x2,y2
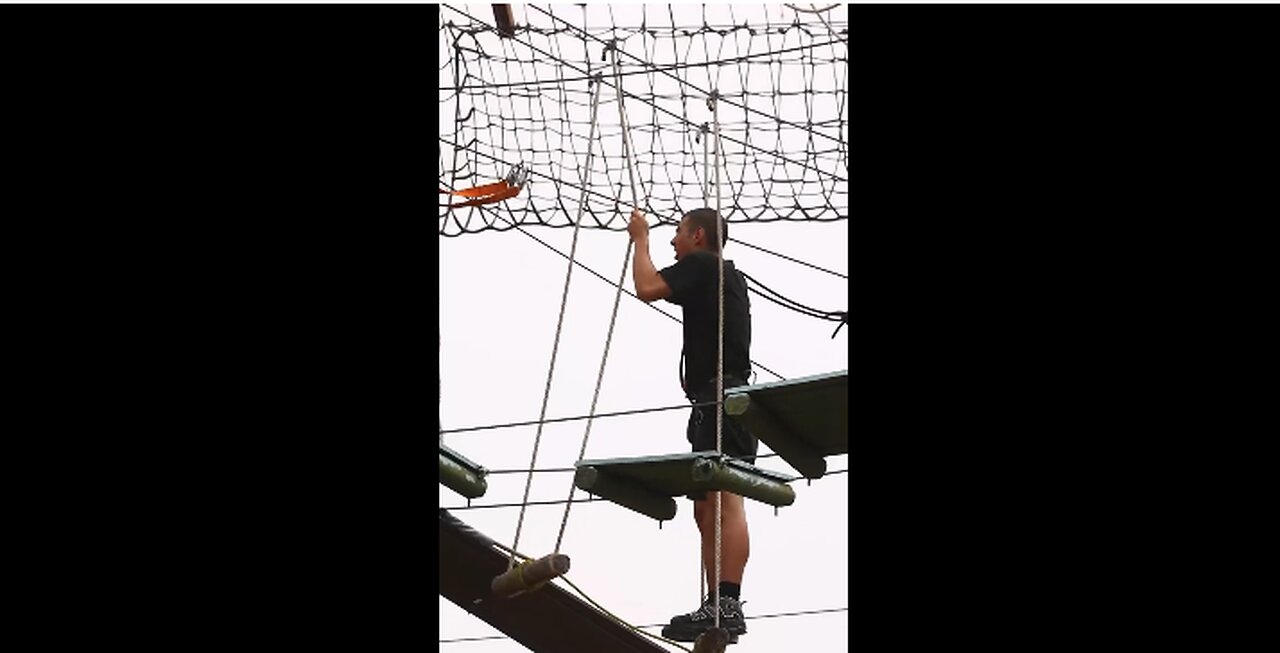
[{"x1": 658, "y1": 250, "x2": 752, "y2": 395}]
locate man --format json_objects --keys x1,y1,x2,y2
[{"x1": 628, "y1": 207, "x2": 755, "y2": 643}]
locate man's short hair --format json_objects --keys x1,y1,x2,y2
[{"x1": 682, "y1": 208, "x2": 728, "y2": 253}]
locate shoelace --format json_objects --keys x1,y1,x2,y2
[
  {"x1": 679, "y1": 598, "x2": 716, "y2": 620},
  {"x1": 684, "y1": 598, "x2": 746, "y2": 620},
  {"x1": 721, "y1": 599, "x2": 745, "y2": 618}
]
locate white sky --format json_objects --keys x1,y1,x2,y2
[{"x1": 439, "y1": 4, "x2": 848, "y2": 651}]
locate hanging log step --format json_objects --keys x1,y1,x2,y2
[
  {"x1": 491, "y1": 553, "x2": 571, "y2": 598},
  {"x1": 693, "y1": 627, "x2": 732, "y2": 653}
]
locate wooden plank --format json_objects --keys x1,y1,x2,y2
[
  {"x1": 575, "y1": 465, "x2": 678, "y2": 521},
  {"x1": 724, "y1": 393, "x2": 828, "y2": 479},
  {"x1": 727, "y1": 369, "x2": 848, "y2": 458},
  {"x1": 439, "y1": 510, "x2": 670, "y2": 653}
]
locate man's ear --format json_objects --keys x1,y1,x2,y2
[{"x1": 693, "y1": 227, "x2": 706, "y2": 247}]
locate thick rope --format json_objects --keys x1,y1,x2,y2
[
  {"x1": 507, "y1": 77, "x2": 605, "y2": 571},
  {"x1": 552, "y1": 47, "x2": 641, "y2": 554},
  {"x1": 698, "y1": 120, "x2": 710, "y2": 609},
  {"x1": 711, "y1": 89, "x2": 726, "y2": 629},
  {"x1": 701, "y1": 123, "x2": 711, "y2": 206},
  {"x1": 611, "y1": 44, "x2": 644, "y2": 210}
]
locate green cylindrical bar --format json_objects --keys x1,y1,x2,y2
[
  {"x1": 725, "y1": 392, "x2": 827, "y2": 479},
  {"x1": 574, "y1": 466, "x2": 677, "y2": 522},
  {"x1": 691, "y1": 458, "x2": 796, "y2": 508},
  {"x1": 440, "y1": 453, "x2": 487, "y2": 499}
]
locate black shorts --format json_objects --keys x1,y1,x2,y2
[{"x1": 685, "y1": 399, "x2": 759, "y2": 502}]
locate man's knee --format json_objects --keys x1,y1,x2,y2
[{"x1": 692, "y1": 492, "x2": 745, "y2": 525}]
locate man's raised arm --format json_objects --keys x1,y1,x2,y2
[{"x1": 628, "y1": 208, "x2": 671, "y2": 303}]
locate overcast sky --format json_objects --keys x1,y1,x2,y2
[{"x1": 439, "y1": 4, "x2": 848, "y2": 651}]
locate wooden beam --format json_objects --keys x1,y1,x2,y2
[
  {"x1": 439, "y1": 510, "x2": 671, "y2": 653},
  {"x1": 492, "y1": 4, "x2": 516, "y2": 38}
]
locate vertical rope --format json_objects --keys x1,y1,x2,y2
[
  {"x1": 508, "y1": 78, "x2": 605, "y2": 571},
  {"x1": 612, "y1": 44, "x2": 644, "y2": 211},
  {"x1": 701, "y1": 123, "x2": 710, "y2": 206},
  {"x1": 711, "y1": 89, "x2": 725, "y2": 630},
  {"x1": 553, "y1": 46, "x2": 641, "y2": 554},
  {"x1": 698, "y1": 118, "x2": 709, "y2": 608}
]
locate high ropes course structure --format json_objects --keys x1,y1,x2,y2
[
  {"x1": 439, "y1": 4, "x2": 848, "y2": 652},
  {"x1": 439, "y1": 2, "x2": 847, "y2": 236}
]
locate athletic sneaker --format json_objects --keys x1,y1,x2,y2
[{"x1": 661, "y1": 595, "x2": 747, "y2": 643}]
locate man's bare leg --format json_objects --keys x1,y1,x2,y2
[
  {"x1": 665, "y1": 492, "x2": 750, "y2": 643},
  {"x1": 694, "y1": 491, "x2": 750, "y2": 589}
]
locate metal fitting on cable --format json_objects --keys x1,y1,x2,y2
[
  {"x1": 695, "y1": 122, "x2": 709, "y2": 144},
  {"x1": 601, "y1": 38, "x2": 617, "y2": 61},
  {"x1": 706, "y1": 90, "x2": 720, "y2": 111}
]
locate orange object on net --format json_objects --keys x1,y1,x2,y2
[{"x1": 440, "y1": 164, "x2": 529, "y2": 207}]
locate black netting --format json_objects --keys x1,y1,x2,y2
[{"x1": 439, "y1": 4, "x2": 848, "y2": 237}]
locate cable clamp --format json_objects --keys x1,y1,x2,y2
[
  {"x1": 505, "y1": 163, "x2": 529, "y2": 188},
  {"x1": 695, "y1": 122, "x2": 709, "y2": 144}
]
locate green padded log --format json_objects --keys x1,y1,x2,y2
[
  {"x1": 691, "y1": 457, "x2": 796, "y2": 507},
  {"x1": 724, "y1": 392, "x2": 827, "y2": 479},
  {"x1": 574, "y1": 452, "x2": 795, "y2": 521},
  {"x1": 575, "y1": 466, "x2": 678, "y2": 522},
  {"x1": 440, "y1": 445, "x2": 488, "y2": 499}
]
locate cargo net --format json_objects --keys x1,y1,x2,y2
[{"x1": 439, "y1": 3, "x2": 848, "y2": 237}]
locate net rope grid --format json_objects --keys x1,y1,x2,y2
[{"x1": 440, "y1": 3, "x2": 848, "y2": 237}]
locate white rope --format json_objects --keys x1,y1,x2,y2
[
  {"x1": 701, "y1": 123, "x2": 710, "y2": 206},
  {"x1": 784, "y1": 4, "x2": 845, "y2": 46},
  {"x1": 711, "y1": 89, "x2": 726, "y2": 630},
  {"x1": 699, "y1": 116, "x2": 710, "y2": 611},
  {"x1": 508, "y1": 77, "x2": 605, "y2": 570},
  {"x1": 553, "y1": 45, "x2": 643, "y2": 555},
  {"x1": 785, "y1": 3, "x2": 841, "y2": 14}
]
